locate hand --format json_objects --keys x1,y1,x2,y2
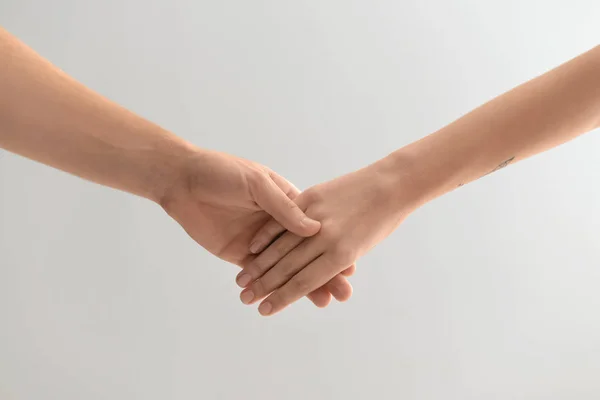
[
  {"x1": 236, "y1": 158, "x2": 413, "y2": 316},
  {"x1": 159, "y1": 148, "x2": 355, "y2": 307}
]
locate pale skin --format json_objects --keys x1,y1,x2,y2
[
  {"x1": 0, "y1": 27, "x2": 355, "y2": 307},
  {"x1": 239, "y1": 45, "x2": 600, "y2": 316}
]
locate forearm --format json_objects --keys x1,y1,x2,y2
[
  {"x1": 384, "y1": 45, "x2": 600, "y2": 209},
  {"x1": 241, "y1": 46, "x2": 600, "y2": 311},
  {"x1": 0, "y1": 27, "x2": 194, "y2": 202}
]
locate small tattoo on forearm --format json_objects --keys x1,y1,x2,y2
[
  {"x1": 456, "y1": 156, "x2": 515, "y2": 188},
  {"x1": 488, "y1": 156, "x2": 515, "y2": 175}
]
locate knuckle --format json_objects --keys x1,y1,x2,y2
[
  {"x1": 274, "y1": 242, "x2": 289, "y2": 259},
  {"x1": 246, "y1": 259, "x2": 266, "y2": 276},
  {"x1": 280, "y1": 261, "x2": 298, "y2": 278},
  {"x1": 260, "y1": 269, "x2": 290, "y2": 295},
  {"x1": 248, "y1": 260, "x2": 266, "y2": 279},
  {"x1": 321, "y1": 225, "x2": 342, "y2": 242},
  {"x1": 289, "y1": 277, "x2": 311, "y2": 295},
  {"x1": 243, "y1": 264, "x2": 258, "y2": 278},
  {"x1": 302, "y1": 188, "x2": 322, "y2": 204},
  {"x1": 284, "y1": 197, "x2": 299, "y2": 211},
  {"x1": 248, "y1": 168, "x2": 268, "y2": 187},
  {"x1": 248, "y1": 259, "x2": 268, "y2": 277},
  {"x1": 251, "y1": 278, "x2": 266, "y2": 297},
  {"x1": 330, "y1": 241, "x2": 357, "y2": 265}
]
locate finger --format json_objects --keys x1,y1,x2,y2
[
  {"x1": 249, "y1": 219, "x2": 287, "y2": 254},
  {"x1": 268, "y1": 171, "x2": 301, "y2": 199},
  {"x1": 249, "y1": 172, "x2": 309, "y2": 254},
  {"x1": 235, "y1": 259, "x2": 333, "y2": 308},
  {"x1": 236, "y1": 231, "x2": 304, "y2": 288},
  {"x1": 341, "y1": 263, "x2": 357, "y2": 277},
  {"x1": 325, "y1": 274, "x2": 353, "y2": 302},
  {"x1": 240, "y1": 238, "x2": 323, "y2": 305},
  {"x1": 306, "y1": 287, "x2": 333, "y2": 308},
  {"x1": 258, "y1": 253, "x2": 345, "y2": 316},
  {"x1": 251, "y1": 175, "x2": 320, "y2": 242}
]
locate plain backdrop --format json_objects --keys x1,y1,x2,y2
[{"x1": 1, "y1": 1, "x2": 599, "y2": 399}]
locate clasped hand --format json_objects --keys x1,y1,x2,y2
[
  {"x1": 236, "y1": 159, "x2": 412, "y2": 316},
  {"x1": 161, "y1": 148, "x2": 412, "y2": 316}
]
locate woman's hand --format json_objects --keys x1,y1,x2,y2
[{"x1": 236, "y1": 158, "x2": 415, "y2": 316}]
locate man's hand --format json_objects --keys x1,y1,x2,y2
[
  {"x1": 160, "y1": 148, "x2": 355, "y2": 307},
  {"x1": 0, "y1": 27, "x2": 355, "y2": 307},
  {"x1": 236, "y1": 158, "x2": 413, "y2": 316}
]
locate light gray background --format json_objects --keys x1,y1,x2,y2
[{"x1": 1, "y1": 1, "x2": 599, "y2": 399}]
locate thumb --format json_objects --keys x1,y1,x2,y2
[{"x1": 252, "y1": 175, "x2": 321, "y2": 238}]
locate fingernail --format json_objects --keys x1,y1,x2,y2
[
  {"x1": 258, "y1": 302, "x2": 272, "y2": 316},
  {"x1": 240, "y1": 290, "x2": 254, "y2": 304},
  {"x1": 236, "y1": 273, "x2": 252, "y2": 288},
  {"x1": 249, "y1": 241, "x2": 263, "y2": 254},
  {"x1": 302, "y1": 217, "x2": 319, "y2": 228}
]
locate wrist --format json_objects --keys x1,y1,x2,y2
[
  {"x1": 143, "y1": 133, "x2": 200, "y2": 206},
  {"x1": 373, "y1": 142, "x2": 459, "y2": 213}
]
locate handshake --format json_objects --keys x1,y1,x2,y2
[
  {"x1": 161, "y1": 147, "x2": 414, "y2": 316},
  {"x1": 4, "y1": 28, "x2": 596, "y2": 318}
]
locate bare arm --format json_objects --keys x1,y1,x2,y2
[
  {"x1": 241, "y1": 45, "x2": 600, "y2": 316},
  {"x1": 0, "y1": 27, "x2": 358, "y2": 306},
  {"x1": 0, "y1": 26, "x2": 192, "y2": 202},
  {"x1": 391, "y1": 45, "x2": 600, "y2": 208}
]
